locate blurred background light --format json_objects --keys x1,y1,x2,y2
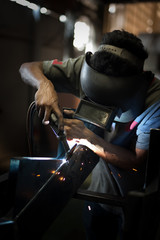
[{"x1": 73, "y1": 21, "x2": 90, "y2": 51}]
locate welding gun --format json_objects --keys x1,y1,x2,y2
[{"x1": 49, "y1": 113, "x2": 70, "y2": 154}]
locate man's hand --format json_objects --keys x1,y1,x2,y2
[
  {"x1": 35, "y1": 80, "x2": 64, "y2": 130},
  {"x1": 63, "y1": 109, "x2": 90, "y2": 140},
  {"x1": 63, "y1": 110, "x2": 102, "y2": 153}
]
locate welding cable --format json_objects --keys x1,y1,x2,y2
[
  {"x1": 26, "y1": 102, "x2": 70, "y2": 157},
  {"x1": 26, "y1": 101, "x2": 37, "y2": 156}
]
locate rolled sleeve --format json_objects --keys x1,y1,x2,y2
[
  {"x1": 136, "y1": 132, "x2": 150, "y2": 149},
  {"x1": 136, "y1": 102, "x2": 160, "y2": 150},
  {"x1": 42, "y1": 55, "x2": 85, "y2": 97}
]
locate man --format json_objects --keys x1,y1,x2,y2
[{"x1": 19, "y1": 30, "x2": 160, "y2": 239}]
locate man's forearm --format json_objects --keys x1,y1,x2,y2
[
  {"x1": 84, "y1": 129, "x2": 147, "y2": 170},
  {"x1": 19, "y1": 61, "x2": 64, "y2": 128},
  {"x1": 19, "y1": 61, "x2": 49, "y2": 89}
]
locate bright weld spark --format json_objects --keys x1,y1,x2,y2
[{"x1": 132, "y1": 168, "x2": 138, "y2": 172}]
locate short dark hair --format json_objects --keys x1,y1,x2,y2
[{"x1": 90, "y1": 30, "x2": 148, "y2": 76}]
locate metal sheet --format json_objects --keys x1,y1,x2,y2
[{"x1": 14, "y1": 145, "x2": 99, "y2": 239}]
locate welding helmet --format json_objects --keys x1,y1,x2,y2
[{"x1": 80, "y1": 52, "x2": 152, "y2": 123}]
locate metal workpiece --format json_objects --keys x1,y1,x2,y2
[
  {"x1": 15, "y1": 144, "x2": 99, "y2": 239},
  {"x1": 1, "y1": 130, "x2": 160, "y2": 239}
]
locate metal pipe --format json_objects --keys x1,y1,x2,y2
[{"x1": 15, "y1": 144, "x2": 99, "y2": 239}]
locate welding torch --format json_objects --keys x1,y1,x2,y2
[{"x1": 49, "y1": 112, "x2": 74, "y2": 158}]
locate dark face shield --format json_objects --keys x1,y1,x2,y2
[
  {"x1": 77, "y1": 52, "x2": 151, "y2": 128},
  {"x1": 75, "y1": 98, "x2": 118, "y2": 131}
]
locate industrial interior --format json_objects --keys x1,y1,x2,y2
[{"x1": 0, "y1": 0, "x2": 160, "y2": 239}]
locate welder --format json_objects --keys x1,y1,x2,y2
[{"x1": 19, "y1": 30, "x2": 160, "y2": 240}]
